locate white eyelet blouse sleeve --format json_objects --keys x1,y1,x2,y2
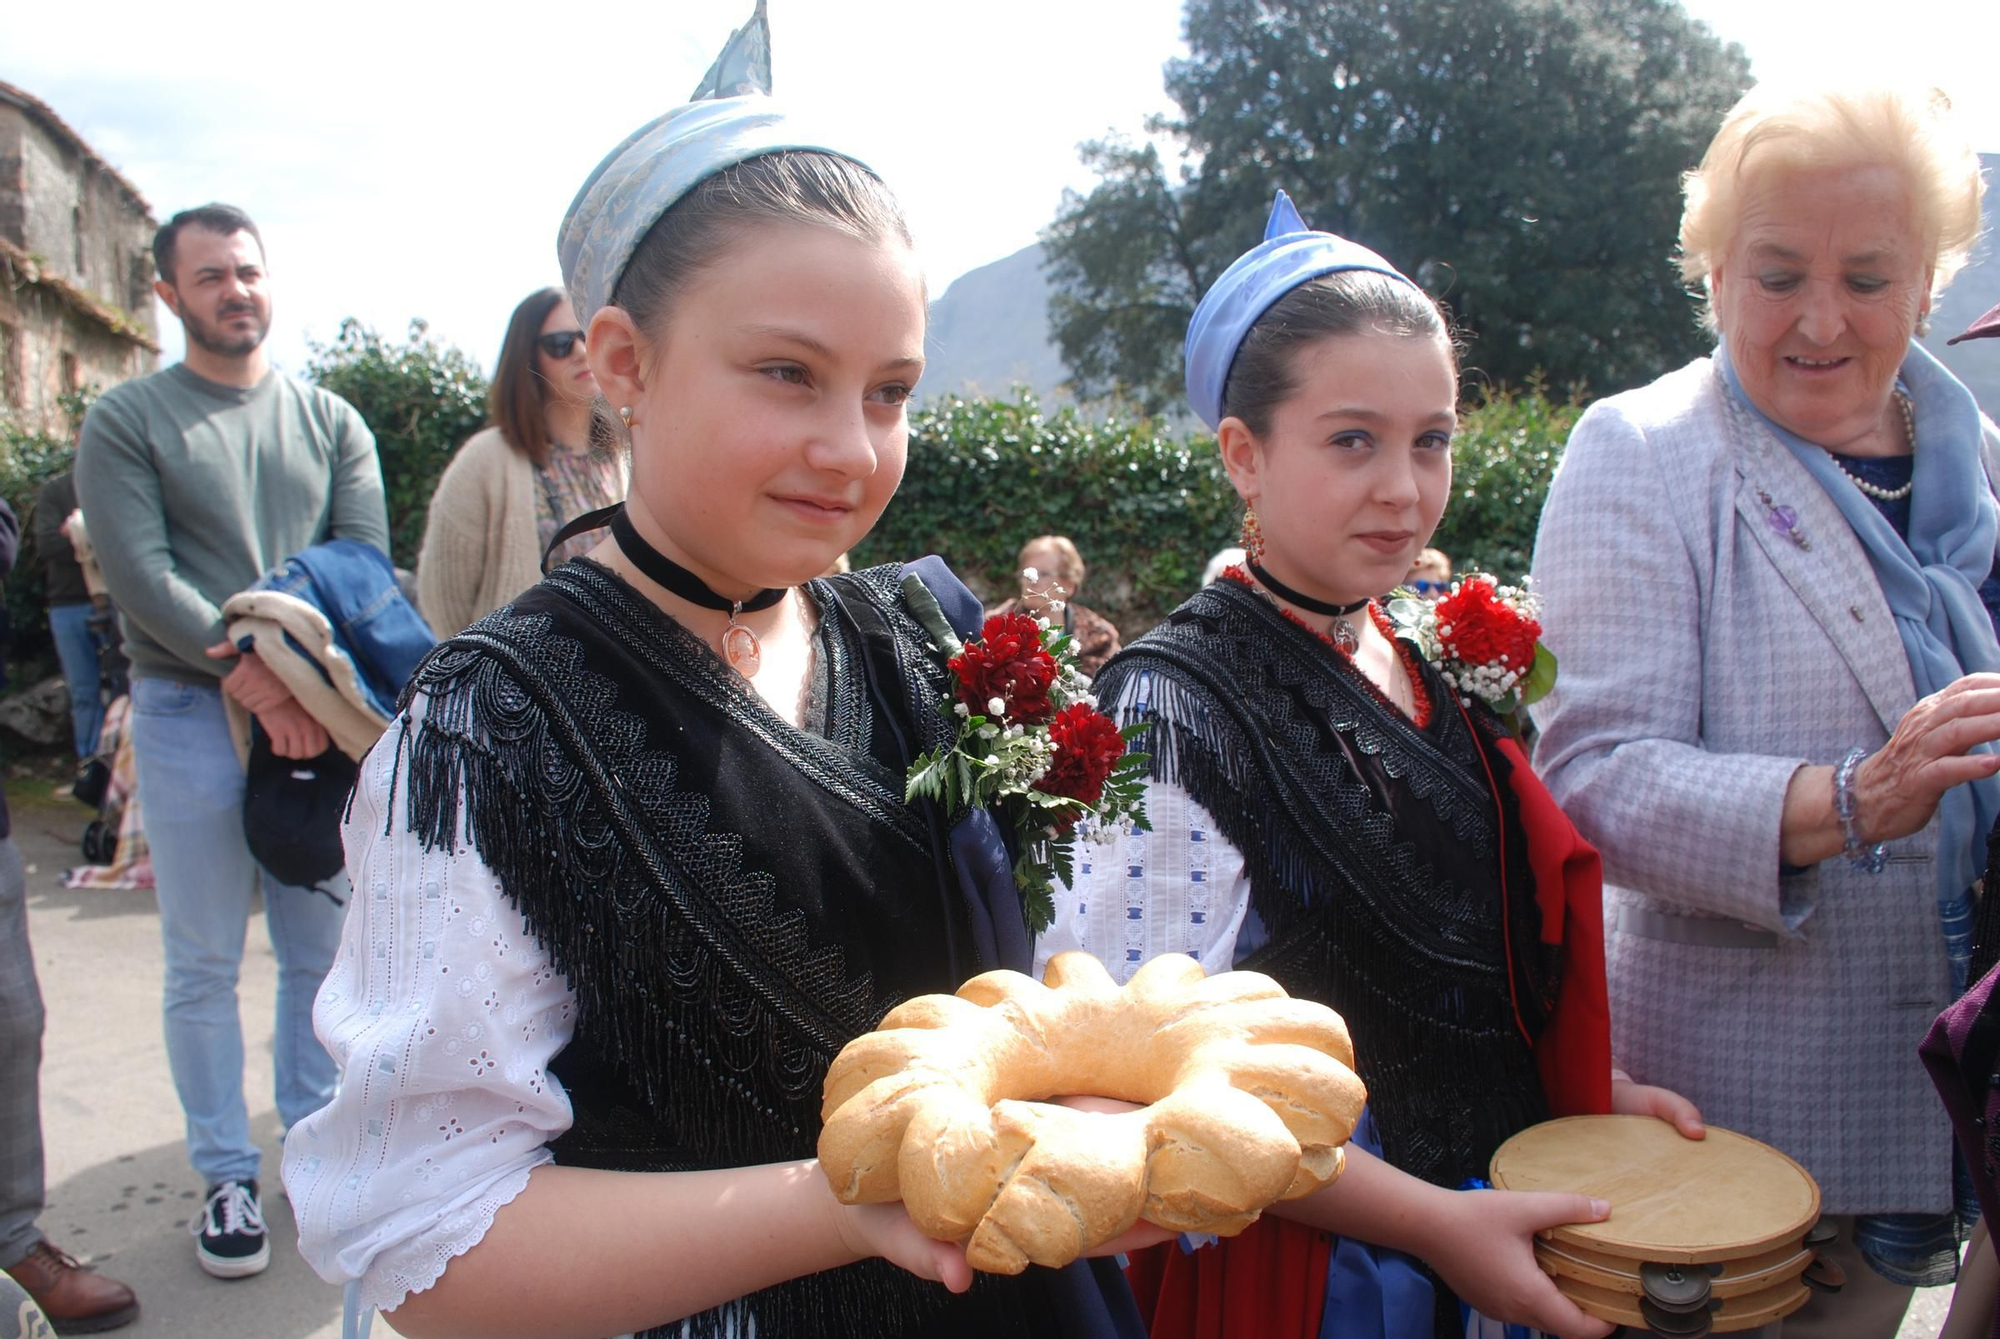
[
  {"x1": 282, "y1": 696, "x2": 580, "y2": 1316},
  {"x1": 1034, "y1": 673, "x2": 1255, "y2": 984}
]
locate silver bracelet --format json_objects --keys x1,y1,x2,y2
[{"x1": 1832, "y1": 747, "x2": 1887, "y2": 875}]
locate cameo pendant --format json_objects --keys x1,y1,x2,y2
[{"x1": 721, "y1": 606, "x2": 762, "y2": 678}]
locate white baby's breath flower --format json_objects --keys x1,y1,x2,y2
[
  {"x1": 1022, "y1": 567, "x2": 1039, "y2": 583},
  {"x1": 953, "y1": 702, "x2": 970, "y2": 718},
  {"x1": 988, "y1": 697, "x2": 1007, "y2": 717}
]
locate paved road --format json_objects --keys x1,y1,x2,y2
[
  {"x1": 6, "y1": 784, "x2": 1962, "y2": 1338},
  {"x1": 16, "y1": 789, "x2": 343, "y2": 1339}
]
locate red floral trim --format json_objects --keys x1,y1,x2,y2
[{"x1": 1222, "y1": 566, "x2": 1432, "y2": 728}]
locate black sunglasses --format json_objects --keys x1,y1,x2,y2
[{"x1": 536, "y1": 330, "x2": 585, "y2": 359}]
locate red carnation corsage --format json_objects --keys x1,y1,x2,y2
[
  {"x1": 1389, "y1": 575, "x2": 1557, "y2": 716},
  {"x1": 904, "y1": 574, "x2": 1151, "y2": 932}
]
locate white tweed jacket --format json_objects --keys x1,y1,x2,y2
[{"x1": 1531, "y1": 354, "x2": 2000, "y2": 1215}]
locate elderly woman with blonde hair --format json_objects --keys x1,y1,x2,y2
[
  {"x1": 988, "y1": 534, "x2": 1123, "y2": 676},
  {"x1": 1532, "y1": 83, "x2": 1996, "y2": 1337}
]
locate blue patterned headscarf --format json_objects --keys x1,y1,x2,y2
[
  {"x1": 556, "y1": 1, "x2": 866, "y2": 323},
  {"x1": 1183, "y1": 191, "x2": 1420, "y2": 430}
]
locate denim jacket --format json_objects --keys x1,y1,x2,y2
[{"x1": 248, "y1": 540, "x2": 434, "y2": 718}]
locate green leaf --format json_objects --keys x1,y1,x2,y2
[
  {"x1": 1519, "y1": 643, "x2": 1559, "y2": 706},
  {"x1": 1013, "y1": 857, "x2": 1057, "y2": 935},
  {"x1": 899, "y1": 572, "x2": 966, "y2": 659}
]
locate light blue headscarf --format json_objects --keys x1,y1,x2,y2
[
  {"x1": 556, "y1": 0, "x2": 866, "y2": 323},
  {"x1": 1182, "y1": 190, "x2": 1419, "y2": 430},
  {"x1": 1718, "y1": 339, "x2": 2000, "y2": 921}
]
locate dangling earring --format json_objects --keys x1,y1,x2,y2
[
  {"x1": 1240, "y1": 502, "x2": 1266, "y2": 566},
  {"x1": 618, "y1": 405, "x2": 633, "y2": 428}
]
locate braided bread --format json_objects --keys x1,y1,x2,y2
[{"x1": 818, "y1": 951, "x2": 1366, "y2": 1274}]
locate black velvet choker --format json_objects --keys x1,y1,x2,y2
[
  {"x1": 607, "y1": 507, "x2": 785, "y2": 614},
  {"x1": 1246, "y1": 562, "x2": 1370, "y2": 617}
]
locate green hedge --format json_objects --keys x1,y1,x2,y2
[
  {"x1": 306, "y1": 318, "x2": 488, "y2": 570},
  {"x1": 1429, "y1": 385, "x2": 1583, "y2": 589},
  {"x1": 853, "y1": 395, "x2": 1242, "y2": 633},
  {"x1": 858, "y1": 388, "x2": 1579, "y2": 638}
]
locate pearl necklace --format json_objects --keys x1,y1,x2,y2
[{"x1": 1832, "y1": 391, "x2": 1916, "y2": 503}]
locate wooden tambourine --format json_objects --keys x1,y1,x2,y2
[{"x1": 1489, "y1": 1116, "x2": 1844, "y2": 1336}]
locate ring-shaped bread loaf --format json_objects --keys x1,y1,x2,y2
[{"x1": 818, "y1": 951, "x2": 1367, "y2": 1273}]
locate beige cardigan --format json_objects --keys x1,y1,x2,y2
[{"x1": 416, "y1": 426, "x2": 542, "y2": 637}]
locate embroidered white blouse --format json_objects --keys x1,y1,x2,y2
[
  {"x1": 283, "y1": 705, "x2": 582, "y2": 1316},
  {"x1": 1036, "y1": 667, "x2": 1260, "y2": 984}
]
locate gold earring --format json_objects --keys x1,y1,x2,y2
[
  {"x1": 1240, "y1": 502, "x2": 1266, "y2": 566},
  {"x1": 618, "y1": 405, "x2": 633, "y2": 427}
]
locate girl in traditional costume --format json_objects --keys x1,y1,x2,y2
[
  {"x1": 282, "y1": 13, "x2": 1155, "y2": 1338},
  {"x1": 1037, "y1": 194, "x2": 1703, "y2": 1339}
]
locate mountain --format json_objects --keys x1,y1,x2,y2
[
  {"x1": 1925, "y1": 152, "x2": 2000, "y2": 416},
  {"x1": 921, "y1": 242, "x2": 1067, "y2": 403}
]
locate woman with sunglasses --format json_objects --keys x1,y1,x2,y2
[{"x1": 414, "y1": 288, "x2": 628, "y2": 636}]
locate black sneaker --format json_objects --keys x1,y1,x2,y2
[{"x1": 190, "y1": 1180, "x2": 269, "y2": 1280}]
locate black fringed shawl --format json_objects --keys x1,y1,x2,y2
[
  {"x1": 388, "y1": 559, "x2": 1061, "y2": 1338},
  {"x1": 1094, "y1": 580, "x2": 1560, "y2": 1198}
]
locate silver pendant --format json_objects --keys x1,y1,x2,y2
[{"x1": 1331, "y1": 618, "x2": 1359, "y2": 653}]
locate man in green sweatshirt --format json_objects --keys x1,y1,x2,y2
[{"x1": 75, "y1": 203, "x2": 388, "y2": 1283}]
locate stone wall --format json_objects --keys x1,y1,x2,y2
[
  {"x1": 0, "y1": 273, "x2": 152, "y2": 429},
  {"x1": 0, "y1": 87, "x2": 157, "y2": 431}
]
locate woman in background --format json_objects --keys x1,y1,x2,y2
[
  {"x1": 987, "y1": 535, "x2": 1122, "y2": 676},
  {"x1": 415, "y1": 287, "x2": 628, "y2": 636}
]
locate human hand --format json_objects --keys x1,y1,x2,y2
[
  {"x1": 1859, "y1": 674, "x2": 2000, "y2": 844},
  {"x1": 256, "y1": 699, "x2": 331, "y2": 760},
  {"x1": 1425, "y1": 1189, "x2": 1616, "y2": 1339},
  {"x1": 830, "y1": 1198, "x2": 974, "y2": 1294},
  {"x1": 1611, "y1": 1073, "x2": 1706, "y2": 1140},
  {"x1": 206, "y1": 640, "x2": 294, "y2": 714}
]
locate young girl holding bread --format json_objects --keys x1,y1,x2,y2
[{"x1": 281, "y1": 13, "x2": 1162, "y2": 1337}]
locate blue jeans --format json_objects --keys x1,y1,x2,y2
[
  {"x1": 47, "y1": 603, "x2": 105, "y2": 759},
  {"x1": 129, "y1": 677, "x2": 347, "y2": 1186}
]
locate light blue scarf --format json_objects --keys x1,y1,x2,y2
[{"x1": 1718, "y1": 340, "x2": 2000, "y2": 920}]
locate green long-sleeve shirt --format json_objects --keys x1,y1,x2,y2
[{"x1": 75, "y1": 363, "x2": 389, "y2": 686}]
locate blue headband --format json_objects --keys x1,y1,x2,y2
[
  {"x1": 1183, "y1": 190, "x2": 1419, "y2": 430},
  {"x1": 557, "y1": 2, "x2": 868, "y2": 323}
]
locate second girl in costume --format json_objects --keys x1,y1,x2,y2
[{"x1": 1040, "y1": 193, "x2": 1702, "y2": 1339}]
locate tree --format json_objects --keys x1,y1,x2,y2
[
  {"x1": 1044, "y1": 0, "x2": 1752, "y2": 411},
  {"x1": 1, "y1": 388, "x2": 96, "y2": 677},
  {"x1": 306, "y1": 319, "x2": 489, "y2": 569}
]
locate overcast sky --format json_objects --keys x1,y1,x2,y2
[{"x1": 8, "y1": 0, "x2": 1996, "y2": 377}]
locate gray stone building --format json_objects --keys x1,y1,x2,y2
[{"x1": 0, "y1": 81, "x2": 158, "y2": 434}]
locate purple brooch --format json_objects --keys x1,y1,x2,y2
[{"x1": 1756, "y1": 488, "x2": 1811, "y2": 551}]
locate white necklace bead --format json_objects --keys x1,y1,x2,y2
[{"x1": 1832, "y1": 391, "x2": 1915, "y2": 503}]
